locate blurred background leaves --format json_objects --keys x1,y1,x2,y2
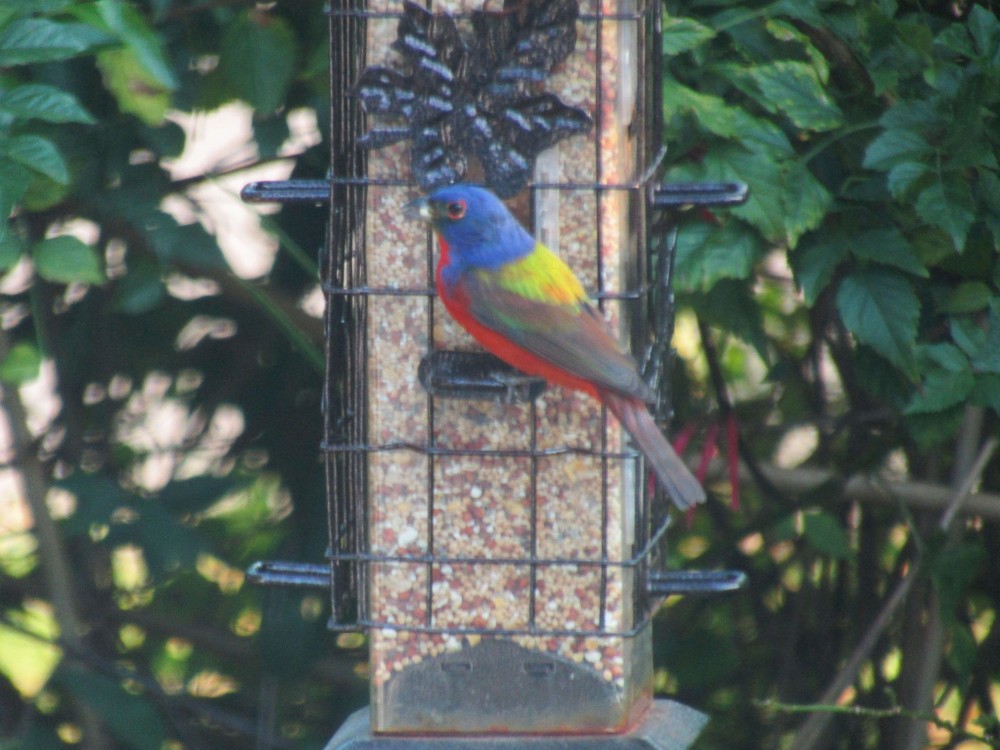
[
  {"x1": 0, "y1": 1, "x2": 364, "y2": 748},
  {"x1": 660, "y1": 1, "x2": 1000, "y2": 749}
]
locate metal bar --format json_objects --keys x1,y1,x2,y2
[
  {"x1": 241, "y1": 179, "x2": 331, "y2": 204},
  {"x1": 246, "y1": 561, "x2": 331, "y2": 589},
  {"x1": 301, "y1": 174, "x2": 697, "y2": 191},
  {"x1": 646, "y1": 570, "x2": 747, "y2": 596},
  {"x1": 319, "y1": 503, "x2": 674, "y2": 570},
  {"x1": 418, "y1": 351, "x2": 546, "y2": 402},
  {"x1": 528, "y1": 394, "x2": 539, "y2": 629},
  {"x1": 320, "y1": 280, "x2": 652, "y2": 301},
  {"x1": 318, "y1": 440, "x2": 640, "y2": 460},
  {"x1": 652, "y1": 181, "x2": 749, "y2": 209},
  {"x1": 424, "y1": 211, "x2": 436, "y2": 631},
  {"x1": 322, "y1": 612, "x2": 654, "y2": 640}
]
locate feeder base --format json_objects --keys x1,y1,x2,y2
[{"x1": 324, "y1": 700, "x2": 707, "y2": 750}]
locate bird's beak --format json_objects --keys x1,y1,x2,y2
[{"x1": 404, "y1": 196, "x2": 433, "y2": 222}]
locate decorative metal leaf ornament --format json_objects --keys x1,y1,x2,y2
[{"x1": 354, "y1": 0, "x2": 590, "y2": 197}]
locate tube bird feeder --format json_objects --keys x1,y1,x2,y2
[{"x1": 244, "y1": 0, "x2": 747, "y2": 747}]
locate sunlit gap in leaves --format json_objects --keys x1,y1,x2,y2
[
  {"x1": 0, "y1": 598, "x2": 62, "y2": 697},
  {"x1": 162, "y1": 103, "x2": 321, "y2": 280},
  {"x1": 115, "y1": 371, "x2": 246, "y2": 493}
]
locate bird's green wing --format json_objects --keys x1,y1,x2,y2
[{"x1": 464, "y1": 244, "x2": 655, "y2": 401}]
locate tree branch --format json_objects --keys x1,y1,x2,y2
[
  {"x1": 0, "y1": 332, "x2": 109, "y2": 750},
  {"x1": 702, "y1": 458, "x2": 1000, "y2": 521},
  {"x1": 784, "y1": 427, "x2": 997, "y2": 750},
  {"x1": 894, "y1": 407, "x2": 989, "y2": 750}
]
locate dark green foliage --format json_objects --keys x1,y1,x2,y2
[
  {"x1": 0, "y1": 1, "x2": 354, "y2": 748},
  {"x1": 661, "y1": 2, "x2": 1000, "y2": 748}
]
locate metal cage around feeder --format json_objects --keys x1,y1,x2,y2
[{"x1": 244, "y1": 0, "x2": 746, "y2": 746}]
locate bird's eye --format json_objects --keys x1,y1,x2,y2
[{"x1": 446, "y1": 200, "x2": 466, "y2": 220}]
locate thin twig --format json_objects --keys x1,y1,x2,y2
[
  {"x1": 895, "y1": 408, "x2": 990, "y2": 750},
  {"x1": 701, "y1": 460, "x2": 1000, "y2": 521},
  {"x1": 757, "y1": 699, "x2": 1000, "y2": 749},
  {"x1": 788, "y1": 432, "x2": 998, "y2": 750}
]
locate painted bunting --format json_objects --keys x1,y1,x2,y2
[{"x1": 406, "y1": 184, "x2": 705, "y2": 510}]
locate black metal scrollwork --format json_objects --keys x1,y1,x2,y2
[{"x1": 354, "y1": 0, "x2": 591, "y2": 197}]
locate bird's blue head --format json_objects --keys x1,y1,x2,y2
[{"x1": 406, "y1": 184, "x2": 535, "y2": 272}]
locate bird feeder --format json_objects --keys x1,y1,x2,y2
[{"x1": 243, "y1": 0, "x2": 746, "y2": 747}]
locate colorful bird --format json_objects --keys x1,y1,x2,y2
[{"x1": 406, "y1": 184, "x2": 705, "y2": 510}]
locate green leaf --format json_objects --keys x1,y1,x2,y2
[
  {"x1": 663, "y1": 78, "x2": 794, "y2": 157},
  {"x1": 855, "y1": 344, "x2": 912, "y2": 409},
  {"x1": 221, "y1": 10, "x2": 296, "y2": 112},
  {"x1": 950, "y1": 316, "x2": 985, "y2": 360},
  {"x1": 0, "y1": 18, "x2": 109, "y2": 65},
  {"x1": 682, "y1": 145, "x2": 786, "y2": 243},
  {"x1": 0, "y1": 0, "x2": 75, "y2": 15},
  {"x1": 863, "y1": 129, "x2": 932, "y2": 171},
  {"x1": 931, "y1": 542, "x2": 987, "y2": 624},
  {"x1": 0, "y1": 231, "x2": 22, "y2": 271},
  {"x1": 764, "y1": 19, "x2": 830, "y2": 83},
  {"x1": 1, "y1": 135, "x2": 69, "y2": 184},
  {"x1": 148, "y1": 222, "x2": 227, "y2": 271},
  {"x1": 937, "y1": 281, "x2": 992, "y2": 314},
  {"x1": 113, "y1": 256, "x2": 165, "y2": 314},
  {"x1": 849, "y1": 228, "x2": 928, "y2": 277},
  {"x1": 946, "y1": 623, "x2": 977, "y2": 686},
  {"x1": 57, "y1": 666, "x2": 166, "y2": 750},
  {"x1": 980, "y1": 170, "x2": 1000, "y2": 248},
  {"x1": 661, "y1": 16, "x2": 715, "y2": 55},
  {"x1": 748, "y1": 60, "x2": 843, "y2": 132},
  {"x1": 880, "y1": 99, "x2": 944, "y2": 132},
  {"x1": 951, "y1": 310, "x2": 1000, "y2": 375},
  {"x1": 783, "y1": 162, "x2": 832, "y2": 248},
  {"x1": 791, "y1": 234, "x2": 847, "y2": 305},
  {"x1": 905, "y1": 404, "x2": 966, "y2": 448},
  {"x1": 0, "y1": 83, "x2": 96, "y2": 124},
  {"x1": 904, "y1": 367, "x2": 974, "y2": 414},
  {"x1": 0, "y1": 163, "x2": 31, "y2": 243},
  {"x1": 915, "y1": 176, "x2": 976, "y2": 252},
  {"x1": 97, "y1": 47, "x2": 172, "y2": 125},
  {"x1": 971, "y1": 373, "x2": 1000, "y2": 410},
  {"x1": 803, "y1": 511, "x2": 854, "y2": 559},
  {"x1": 936, "y1": 23, "x2": 976, "y2": 57},
  {"x1": 912, "y1": 226, "x2": 957, "y2": 268},
  {"x1": 691, "y1": 279, "x2": 768, "y2": 360},
  {"x1": 886, "y1": 161, "x2": 928, "y2": 200},
  {"x1": 0, "y1": 341, "x2": 42, "y2": 384},
  {"x1": 80, "y1": 0, "x2": 178, "y2": 89},
  {"x1": 20, "y1": 170, "x2": 69, "y2": 211},
  {"x1": 970, "y1": 302, "x2": 1000, "y2": 374},
  {"x1": 968, "y1": 4, "x2": 1000, "y2": 60},
  {"x1": 673, "y1": 220, "x2": 762, "y2": 292},
  {"x1": 836, "y1": 268, "x2": 919, "y2": 370},
  {"x1": 32, "y1": 235, "x2": 103, "y2": 284},
  {"x1": 920, "y1": 343, "x2": 968, "y2": 373}
]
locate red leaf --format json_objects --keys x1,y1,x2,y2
[
  {"x1": 672, "y1": 422, "x2": 698, "y2": 455},
  {"x1": 696, "y1": 420, "x2": 720, "y2": 484}
]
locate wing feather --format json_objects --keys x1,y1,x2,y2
[{"x1": 462, "y1": 268, "x2": 655, "y2": 402}]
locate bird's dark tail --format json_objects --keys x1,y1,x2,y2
[{"x1": 603, "y1": 392, "x2": 706, "y2": 511}]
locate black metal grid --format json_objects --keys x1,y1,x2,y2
[
  {"x1": 247, "y1": 0, "x2": 746, "y2": 638},
  {"x1": 331, "y1": 0, "x2": 670, "y2": 639}
]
